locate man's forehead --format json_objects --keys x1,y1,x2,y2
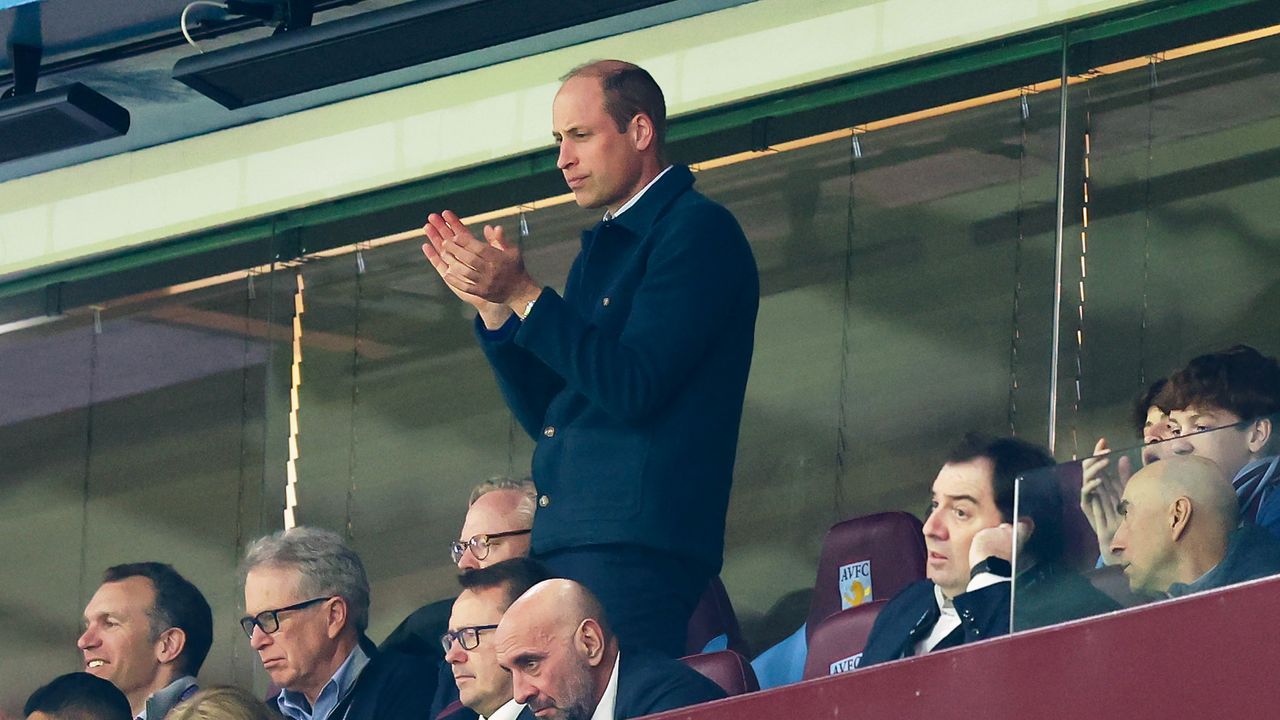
[
  {"x1": 244, "y1": 565, "x2": 304, "y2": 610},
  {"x1": 1169, "y1": 404, "x2": 1236, "y2": 421},
  {"x1": 932, "y1": 458, "x2": 995, "y2": 501},
  {"x1": 451, "y1": 588, "x2": 506, "y2": 625},
  {"x1": 461, "y1": 491, "x2": 524, "y2": 536},
  {"x1": 87, "y1": 576, "x2": 154, "y2": 614}
]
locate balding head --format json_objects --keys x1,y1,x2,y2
[
  {"x1": 455, "y1": 489, "x2": 534, "y2": 571},
  {"x1": 1110, "y1": 456, "x2": 1238, "y2": 595},
  {"x1": 494, "y1": 580, "x2": 617, "y2": 720}
]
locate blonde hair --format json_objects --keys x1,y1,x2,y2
[{"x1": 168, "y1": 687, "x2": 274, "y2": 720}]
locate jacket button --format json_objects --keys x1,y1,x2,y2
[
  {"x1": 538, "y1": 495, "x2": 550, "y2": 508},
  {"x1": 543, "y1": 426, "x2": 556, "y2": 438},
  {"x1": 602, "y1": 297, "x2": 610, "y2": 306}
]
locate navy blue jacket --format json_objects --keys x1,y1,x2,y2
[
  {"x1": 477, "y1": 165, "x2": 759, "y2": 572},
  {"x1": 860, "y1": 564, "x2": 1118, "y2": 667},
  {"x1": 859, "y1": 580, "x2": 1011, "y2": 668},
  {"x1": 1168, "y1": 523, "x2": 1280, "y2": 597},
  {"x1": 327, "y1": 635, "x2": 437, "y2": 720},
  {"x1": 613, "y1": 649, "x2": 727, "y2": 719}
]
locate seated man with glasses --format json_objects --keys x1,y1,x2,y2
[
  {"x1": 440, "y1": 558, "x2": 550, "y2": 720},
  {"x1": 241, "y1": 527, "x2": 436, "y2": 720},
  {"x1": 383, "y1": 478, "x2": 536, "y2": 666}
]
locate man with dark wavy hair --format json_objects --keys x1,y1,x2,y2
[
  {"x1": 77, "y1": 563, "x2": 211, "y2": 719},
  {"x1": 1153, "y1": 345, "x2": 1280, "y2": 535},
  {"x1": 860, "y1": 434, "x2": 1116, "y2": 667}
]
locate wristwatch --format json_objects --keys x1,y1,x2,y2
[
  {"x1": 516, "y1": 297, "x2": 537, "y2": 320},
  {"x1": 969, "y1": 556, "x2": 1013, "y2": 580}
]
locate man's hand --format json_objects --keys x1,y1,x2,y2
[
  {"x1": 1079, "y1": 437, "x2": 1131, "y2": 566},
  {"x1": 968, "y1": 522, "x2": 1030, "y2": 571},
  {"x1": 421, "y1": 211, "x2": 510, "y2": 328},
  {"x1": 422, "y1": 210, "x2": 541, "y2": 315}
]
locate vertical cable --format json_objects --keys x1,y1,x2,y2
[
  {"x1": 1008, "y1": 90, "x2": 1031, "y2": 436},
  {"x1": 76, "y1": 308, "x2": 102, "y2": 614},
  {"x1": 508, "y1": 208, "x2": 532, "y2": 476},
  {"x1": 346, "y1": 244, "x2": 368, "y2": 542},
  {"x1": 1071, "y1": 93, "x2": 1093, "y2": 461},
  {"x1": 231, "y1": 269, "x2": 256, "y2": 688},
  {"x1": 834, "y1": 129, "x2": 862, "y2": 518},
  {"x1": 1138, "y1": 55, "x2": 1160, "y2": 388},
  {"x1": 284, "y1": 270, "x2": 304, "y2": 530},
  {"x1": 1048, "y1": 31, "x2": 1070, "y2": 455}
]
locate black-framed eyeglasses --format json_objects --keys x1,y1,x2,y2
[
  {"x1": 239, "y1": 597, "x2": 331, "y2": 638},
  {"x1": 449, "y1": 529, "x2": 531, "y2": 564},
  {"x1": 440, "y1": 624, "x2": 500, "y2": 652}
]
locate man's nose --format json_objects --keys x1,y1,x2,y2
[
  {"x1": 457, "y1": 548, "x2": 481, "y2": 572},
  {"x1": 1110, "y1": 522, "x2": 1128, "y2": 558},
  {"x1": 444, "y1": 638, "x2": 466, "y2": 664},
  {"x1": 922, "y1": 509, "x2": 947, "y2": 540},
  {"x1": 511, "y1": 673, "x2": 536, "y2": 705},
  {"x1": 77, "y1": 627, "x2": 96, "y2": 650},
  {"x1": 248, "y1": 624, "x2": 271, "y2": 650},
  {"x1": 557, "y1": 142, "x2": 575, "y2": 170}
]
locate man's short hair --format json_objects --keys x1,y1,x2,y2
[
  {"x1": 241, "y1": 527, "x2": 371, "y2": 632},
  {"x1": 1132, "y1": 377, "x2": 1167, "y2": 438},
  {"x1": 1155, "y1": 345, "x2": 1280, "y2": 423},
  {"x1": 24, "y1": 673, "x2": 131, "y2": 720},
  {"x1": 561, "y1": 60, "x2": 667, "y2": 159},
  {"x1": 468, "y1": 476, "x2": 537, "y2": 507},
  {"x1": 101, "y1": 562, "x2": 213, "y2": 677},
  {"x1": 947, "y1": 433, "x2": 1061, "y2": 563},
  {"x1": 457, "y1": 557, "x2": 552, "y2": 609}
]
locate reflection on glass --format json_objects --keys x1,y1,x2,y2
[{"x1": 1013, "y1": 412, "x2": 1280, "y2": 631}]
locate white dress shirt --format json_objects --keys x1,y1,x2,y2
[
  {"x1": 913, "y1": 572, "x2": 1009, "y2": 655},
  {"x1": 481, "y1": 698, "x2": 527, "y2": 720},
  {"x1": 587, "y1": 652, "x2": 622, "y2": 720},
  {"x1": 603, "y1": 166, "x2": 674, "y2": 221}
]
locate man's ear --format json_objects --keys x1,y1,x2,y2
[
  {"x1": 631, "y1": 113, "x2": 655, "y2": 153},
  {"x1": 1246, "y1": 417, "x2": 1271, "y2": 454},
  {"x1": 155, "y1": 627, "x2": 186, "y2": 665},
  {"x1": 1170, "y1": 496, "x2": 1193, "y2": 541},
  {"x1": 326, "y1": 597, "x2": 350, "y2": 640},
  {"x1": 576, "y1": 619, "x2": 606, "y2": 667}
]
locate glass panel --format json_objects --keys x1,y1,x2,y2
[
  {"x1": 0, "y1": 276, "x2": 276, "y2": 701},
  {"x1": 1013, "y1": 412, "x2": 1280, "y2": 631},
  {"x1": 1054, "y1": 29, "x2": 1280, "y2": 458},
  {"x1": 0, "y1": 312, "x2": 96, "y2": 704}
]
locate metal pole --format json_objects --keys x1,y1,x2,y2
[{"x1": 1048, "y1": 30, "x2": 1070, "y2": 455}]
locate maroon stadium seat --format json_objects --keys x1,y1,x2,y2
[
  {"x1": 686, "y1": 575, "x2": 749, "y2": 656},
  {"x1": 802, "y1": 600, "x2": 887, "y2": 679},
  {"x1": 806, "y1": 511, "x2": 926, "y2": 642},
  {"x1": 681, "y1": 649, "x2": 760, "y2": 696}
]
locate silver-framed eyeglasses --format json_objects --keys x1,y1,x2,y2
[
  {"x1": 440, "y1": 624, "x2": 500, "y2": 652},
  {"x1": 239, "y1": 596, "x2": 331, "y2": 638},
  {"x1": 449, "y1": 529, "x2": 531, "y2": 564}
]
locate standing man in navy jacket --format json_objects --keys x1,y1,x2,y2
[{"x1": 420, "y1": 59, "x2": 759, "y2": 657}]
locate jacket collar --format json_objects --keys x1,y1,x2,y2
[
  {"x1": 605, "y1": 165, "x2": 695, "y2": 238},
  {"x1": 143, "y1": 676, "x2": 198, "y2": 720}
]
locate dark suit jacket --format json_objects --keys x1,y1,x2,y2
[
  {"x1": 860, "y1": 564, "x2": 1120, "y2": 667},
  {"x1": 859, "y1": 580, "x2": 1010, "y2": 668},
  {"x1": 613, "y1": 649, "x2": 727, "y2": 720},
  {"x1": 331, "y1": 635, "x2": 438, "y2": 720},
  {"x1": 477, "y1": 165, "x2": 759, "y2": 572},
  {"x1": 381, "y1": 596, "x2": 453, "y2": 661}
]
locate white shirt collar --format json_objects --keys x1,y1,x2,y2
[
  {"x1": 587, "y1": 652, "x2": 622, "y2": 720},
  {"x1": 603, "y1": 166, "x2": 673, "y2": 221},
  {"x1": 481, "y1": 698, "x2": 527, "y2": 720}
]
